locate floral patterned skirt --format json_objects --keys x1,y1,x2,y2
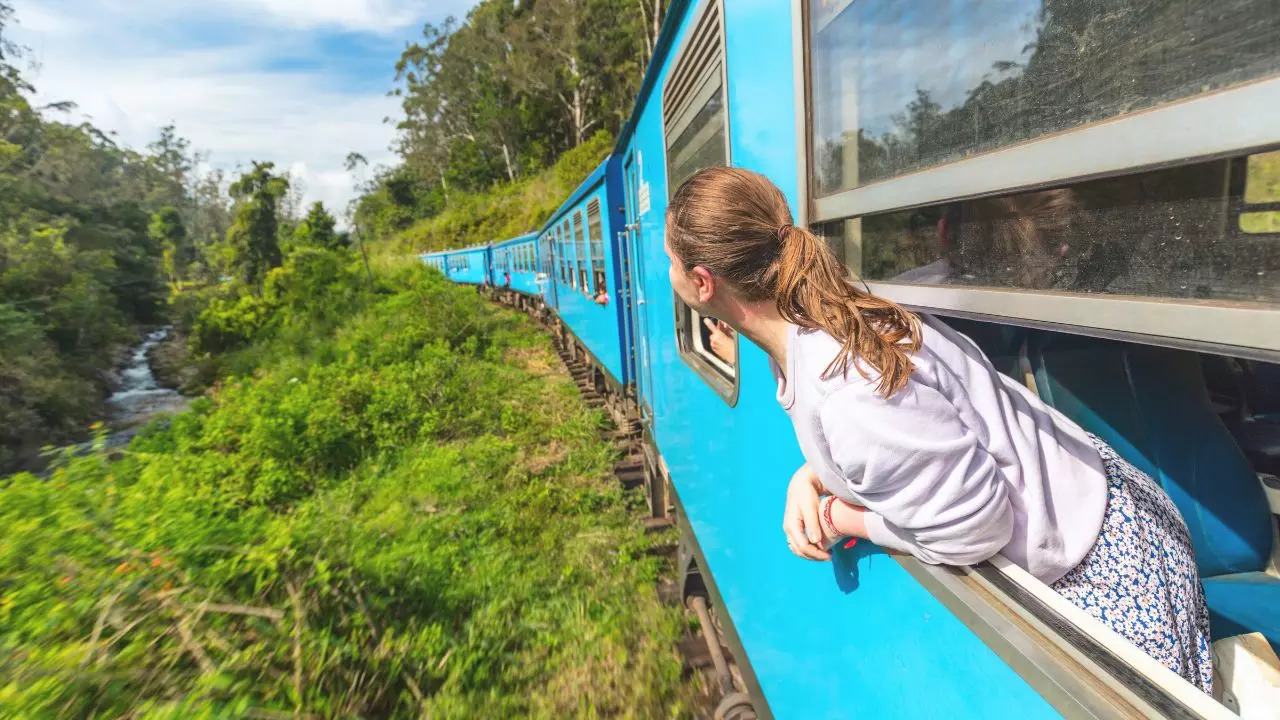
[{"x1": 1050, "y1": 436, "x2": 1214, "y2": 694}]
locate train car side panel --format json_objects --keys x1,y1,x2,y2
[{"x1": 621, "y1": 1, "x2": 1062, "y2": 717}]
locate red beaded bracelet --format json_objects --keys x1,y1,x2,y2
[
  {"x1": 823, "y1": 496, "x2": 859, "y2": 550},
  {"x1": 822, "y1": 495, "x2": 838, "y2": 537}
]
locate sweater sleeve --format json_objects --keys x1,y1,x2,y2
[{"x1": 818, "y1": 382, "x2": 1014, "y2": 566}]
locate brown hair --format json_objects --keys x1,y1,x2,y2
[
  {"x1": 952, "y1": 188, "x2": 1079, "y2": 289},
  {"x1": 666, "y1": 166, "x2": 920, "y2": 396}
]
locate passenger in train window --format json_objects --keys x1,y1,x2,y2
[
  {"x1": 664, "y1": 166, "x2": 1214, "y2": 693},
  {"x1": 885, "y1": 189, "x2": 1081, "y2": 290},
  {"x1": 594, "y1": 288, "x2": 609, "y2": 306},
  {"x1": 701, "y1": 317, "x2": 736, "y2": 365}
]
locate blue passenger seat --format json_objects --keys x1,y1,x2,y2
[
  {"x1": 1028, "y1": 333, "x2": 1280, "y2": 654},
  {"x1": 1239, "y1": 361, "x2": 1280, "y2": 475},
  {"x1": 938, "y1": 317, "x2": 1024, "y2": 382}
]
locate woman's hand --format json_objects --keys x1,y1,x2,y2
[
  {"x1": 783, "y1": 464, "x2": 831, "y2": 561},
  {"x1": 703, "y1": 318, "x2": 737, "y2": 365}
]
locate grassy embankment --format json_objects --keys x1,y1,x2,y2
[{"x1": 1, "y1": 256, "x2": 699, "y2": 718}]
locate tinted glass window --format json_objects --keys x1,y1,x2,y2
[
  {"x1": 809, "y1": 0, "x2": 1280, "y2": 196},
  {"x1": 667, "y1": 88, "x2": 726, "y2": 196},
  {"x1": 819, "y1": 151, "x2": 1280, "y2": 306}
]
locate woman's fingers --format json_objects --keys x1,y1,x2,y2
[
  {"x1": 801, "y1": 498, "x2": 823, "y2": 545},
  {"x1": 784, "y1": 506, "x2": 830, "y2": 561},
  {"x1": 784, "y1": 511, "x2": 809, "y2": 555}
]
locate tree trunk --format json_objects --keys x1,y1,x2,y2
[
  {"x1": 501, "y1": 142, "x2": 516, "y2": 182},
  {"x1": 569, "y1": 56, "x2": 585, "y2": 146}
]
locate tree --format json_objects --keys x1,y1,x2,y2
[
  {"x1": 226, "y1": 162, "x2": 288, "y2": 289},
  {"x1": 149, "y1": 206, "x2": 190, "y2": 284},
  {"x1": 293, "y1": 201, "x2": 342, "y2": 250}
]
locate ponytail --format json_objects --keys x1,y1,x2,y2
[
  {"x1": 667, "y1": 166, "x2": 921, "y2": 397},
  {"x1": 774, "y1": 226, "x2": 920, "y2": 396}
]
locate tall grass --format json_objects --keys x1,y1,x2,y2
[{"x1": 0, "y1": 261, "x2": 698, "y2": 718}]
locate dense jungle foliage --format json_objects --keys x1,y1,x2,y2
[
  {"x1": 353, "y1": 0, "x2": 667, "y2": 253},
  {"x1": 2, "y1": 1, "x2": 698, "y2": 715},
  {"x1": 0, "y1": 2, "x2": 349, "y2": 472},
  {"x1": 1, "y1": 256, "x2": 696, "y2": 717}
]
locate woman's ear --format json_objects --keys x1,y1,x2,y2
[{"x1": 692, "y1": 266, "x2": 716, "y2": 304}]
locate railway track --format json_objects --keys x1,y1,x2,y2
[{"x1": 489, "y1": 288, "x2": 757, "y2": 720}]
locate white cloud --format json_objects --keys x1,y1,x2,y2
[
  {"x1": 227, "y1": 0, "x2": 437, "y2": 34},
  {"x1": 7, "y1": 0, "x2": 480, "y2": 224}
]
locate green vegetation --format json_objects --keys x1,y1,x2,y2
[
  {"x1": 1, "y1": 254, "x2": 697, "y2": 717},
  {"x1": 370, "y1": 130, "x2": 614, "y2": 255},
  {"x1": 355, "y1": 0, "x2": 666, "y2": 253},
  {"x1": 0, "y1": 4, "x2": 354, "y2": 472},
  {"x1": 0, "y1": 3, "x2": 211, "y2": 469},
  {"x1": 3, "y1": 4, "x2": 698, "y2": 716}
]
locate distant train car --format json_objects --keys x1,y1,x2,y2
[
  {"x1": 440, "y1": 245, "x2": 490, "y2": 287},
  {"x1": 427, "y1": 1, "x2": 1280, "y2": 717},
  {"x1": 537, "y1": 158, "x2": 633, "y2": 395},
  {"x1": 419, "y1": 250, "x2": 449, "y2": 276},
  {"x1": 490, "y1": 233, "x2": 539, "y2": 294}
]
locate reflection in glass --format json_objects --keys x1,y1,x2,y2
[
  {"x1": 667, "y1": 90, "x2": 727, "y2": 196},
  {"x1": 819, "y1": 152, "x2": 1280, "y2": 306},
  {"x1": 809, "y1": 0, "x2": 1280, "y2": 195}
]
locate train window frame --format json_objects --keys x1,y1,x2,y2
[
  {"x1": 554, "y1": 228, "x2": 564, "y2": 282},
  {"x1": 797, "y1": 0, "x2": 1280, "y2": 363},
  {"x1": 587, "y1": 198, "x2": 607, "y2": 295},
  {"x1": 562, "y1": 219, "x2": 575, "y2": 288},
  {"x1": 572, "y1": 211, "x2": 588, "y2": 295},
  {"x1": 662, "y1": 0, "x2": 739, "y2": 406},
  {"x1": 802, "y1": 0, "x2": 1280, "y2": 222}
]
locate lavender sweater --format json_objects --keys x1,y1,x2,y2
[{"x1": 772, "y1": 316, "x2": 1107, "y2": 584}]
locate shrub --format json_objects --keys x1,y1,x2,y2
[{"x1": 1, "y1": 261, "x2": 699, "y2": 717}]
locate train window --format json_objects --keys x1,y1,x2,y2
[
  {"x1": 573, "y1": 211, "x2": 588, "y2": 294},
  {"x1": 587, "y1": 198, "x2": 607, "y2": 295},
  {"x1": 662, "y1": 0, "x2": 737, "y2": 404},
  {"x1": 562, "y1": 229, "x2": 570, "y2": 283},
  {"x1": 818, "y1": 150, "x2": 1280, "y2": 307},
  {"x1": 808, "y1": 0, "x2": 1280, "y2": 197},
  {"x1": 562, "y1": 220, "x2": 574, "y2": 288}
]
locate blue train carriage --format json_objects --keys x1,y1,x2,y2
[
  {"x1": 538, "y1": 157, "x2": 635, "y2": 403},
  {"x1": 611, "y1": 1, "x2": 1280, "y2": 719},
  {"x1": 491, "y1": 233, "x2": 540, "y2": 294},
  {"x1": 441, "y1": 244, "x2": 491, "y2": 287},
  {"x1": 489, "y1": 232, "x2": 545, "y2": 316},
  {"x1": 419, "y1": 249, "x2": 450, "y2": 276}
]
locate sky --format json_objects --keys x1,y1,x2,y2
[{"x1": 9, "y1": 0, "x2": 482, "y2": 220}]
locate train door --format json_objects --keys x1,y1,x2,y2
[
  {"x1": 540, "y1": 235, "x2": 558, "y2": 309},
  {"x1": 613, "y1": 224, "x2": 637, "y2": 398},
  {"x1": 624, "y1": 152, "x2": 655, "y2": 423}
]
